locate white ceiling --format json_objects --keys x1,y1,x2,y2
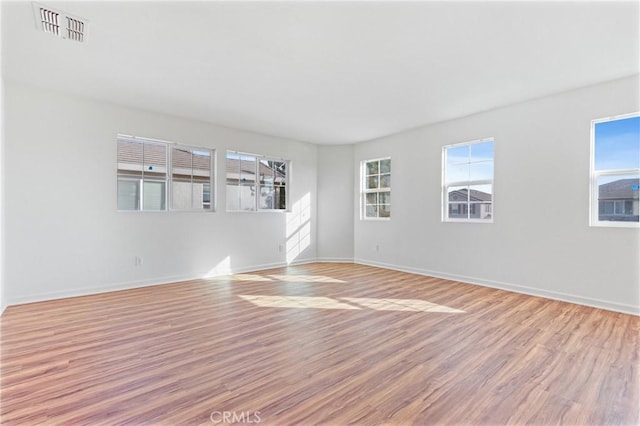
[{"x1": 2, "y1": 1, "x2": 639, "y2": 145}]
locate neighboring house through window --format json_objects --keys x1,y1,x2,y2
[
  {"x1": 443, "y1": 138, "x2": 494, "y2": 222},
  {"x1": 590, "y1": 113, "x2": 640, "y2": 227},
  {"x1": 226, "y1": 151, "x2": 288, "y2": 211},
  {"x1": 362, "y1": 158, "x2": 391, "y2": 219},
  {"x1": 171, "y1": 146, "x2": 213, "y2": 210}
]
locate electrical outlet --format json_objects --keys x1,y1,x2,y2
[
  {"x1": 135, "y1": 256, "x2": 143, "y2": 266},
  {"x1": 278, "y1": 244, "x2": 284, "y2": 253},
  {"x1": 375, "y1": 244, "x2": 380, "y2": 252}
]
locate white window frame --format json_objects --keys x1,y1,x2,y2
[
  {"x1": 361, "y1": 157, "x2": 391, "y2": 221},
  {"x1": 589, "y1": 112, "x2": 640, "y2": 228},
  {"x1": 226, "y1": 150, "x2": 290, "y2": 212},
  {"x1": 116, "y1": 134, "x2": 216, "y2": 213},
  {"x1": 442, "y1": 138, "x2": 494, "y2": 223}
]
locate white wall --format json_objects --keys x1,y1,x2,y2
[
  {"x1": 354, "y1": 75, "x2": 640, "y2": 315},
  {"x1": 3, "y1": 82, "x2": 318, "y2": 306},
  {"x1": 316, "y1": 144, "x2": 354, "y2": 261},
  {"x1": 0, "y1": 79, "x2": 5, "y2": 314}
]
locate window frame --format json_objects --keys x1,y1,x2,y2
[
  {"x1": 116, "y1": 134, "x2": 216, "y2": 213},
  {"x1": 442, "y1": 137, "x2": 494, "y2": 223},
  {"x1": 589, "y1": 112, "x2": 640, "y2": 228},
  {"x1": 361, "y1": 157, "x2": 391, "y2": 221},
  {"x1": 225, "y1": 150, "x2": 290, "y2": 213}
]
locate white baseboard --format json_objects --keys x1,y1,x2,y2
[
  {"x1": 5, "y1": 258, "x2": 638, "y2": 316},
  {"x1": 4, "y1": 257, "x2": 319, "y2": 308},
  {"x1": 315, "y1": 257, "x2": 355, "y2": 263},
  {"x1": 354, "y1": 258, "x2": 640, "y2": 316}
]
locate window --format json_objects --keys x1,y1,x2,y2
[
  {"x1": 226, "y1": 151, "x2": 288, "y2": 211},
  {"x1": 117, "y1": 136, "x2": 167, "y2": 211},
  {"x1": 443, "y1": 138, "x2": 494, "y2": 222},
  {"x1": 171, "y1": 146, "x2": 213, "y2": 210},
  {"x1": 117, "y1": 135, "x2": 214, "y2": 212},
  {"x1": 362, "y1": 158, "x2": 391, "y2": 219},
  {"x1": 590, "y1": 113, "x2": 640, "y2": 227}
]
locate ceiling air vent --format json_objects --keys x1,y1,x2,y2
[{"x1": 33, "y1": 3, "x2": 87, "y2": 42}]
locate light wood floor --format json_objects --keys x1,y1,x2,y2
[{"x1": 1, "y1": 263, "x2": 638, "y2": 425}]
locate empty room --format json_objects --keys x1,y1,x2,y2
[{"x1": 1, "y1": 1, "x2": 639, "y2": 425}]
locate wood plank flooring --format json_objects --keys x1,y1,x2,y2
[{"x1": 1, "y1": 263, "x2": 638, "y2": 425}]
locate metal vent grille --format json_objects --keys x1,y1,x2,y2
[
  {"x1": 65, "y1": 16, "x2": 84, "y2": 42},
  {"x1": 39, "y1": 7, "x2": 60, "y2": 36},
  {"x1": 33, "y1": 3, "x2": 87, "y2": 42}
]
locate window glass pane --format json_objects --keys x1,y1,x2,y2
[
  {"x1": 203, "y1": 183, "x2": 211, "y2": 210},
  {"x1": 227, "y1": 153, "x2": 241, "y2": 184},
  {"x1": 366, "y1": 193, "x2": 377, "y2": 205},
  {"x1": 366, "y1": 161, "x2": 379, "y2": 175},
  {"x1": 366, "y1": 205, "x2": 378, "y2": 218},
  {"x1": 172, "y1": 147, "x2": 212, "y2": 210},
  {"x1": 594, "y1": 116, "x2": 640, "y2": 171},
  {"x1": 379, "y1": 205, "x2": 391, "y2": 218},
  {"x1": 117, "y1": 179, "x2": 139, "y2": 210},
  {"x1": 239, "y1": 185, "x2": 256, "y2": 211},
  {"x1": 172, "y1": 180, "x2": 192, "y2": 209},
  {"x1": 379, "y1": 159, "x2": 391, "y2": 174},
  {"x1": 446, "y1": 145, "x2": 469, "y2": 166},
  {"x1": 259, "y1": 159, "x2": 274, "y2": 184},
  {"x1": 380, "y1": 174, "x2": 391, "y2": 188},
  {"x1": 258, "y1": 160, "x2": 286, "y2": 209},
  {"x1": 446, "y1": 164, "x2": 470, "y2": 184},
  {"x1": 469, "y1": 162, "x2": 493, "y2": 181},
  {"x1": 367, "y1": 175, "x2": 379, "y2": 189},
  {"x1": 470, "y1": 141, "x2": 494, "y2": 162},
  {"x1": 193, "y1": 150, "x2": 211, "y2": 178},
  {"x1": 469, "y1": 184, "x2": 493, "y2": 202},
  {"x1": 143, "y1": 142, "x2": 167, "y2": 175},
  {"x1": 274, "y1": 186, "x2": 286, "y2": 210},
  {"x1": 240, "y1": 155, "x2": 257, "y2": 185},
  {"x1": 379, "y1": 192, "x2": 390, "y2": 204},
  {"x1": 143, "y1": 180, "x2": 166, "y2": 210},
  {"x1": 478, "y1": 203, "x2": 493, "y2": 220},
  {"x1": 597, "y1": 174, "x2": 639, "y2": 222},
  {"x1": 260, "y1": 185, "x2": 276, "y2": 209},
  {"x1": 117, "y1": 139, "x2": 143, "y2": 173},
  {"x1": 226, "y1": 184, "x2": 240, "y2": 211},
  {"x1": 448, "y1": 186, "x2": 469, "y2": 203},
  {"x1": 448, "y1": 203, "x2": 467, "y2": 219}
]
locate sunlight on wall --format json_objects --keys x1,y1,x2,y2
[
  {"x1": 286, "y1": 192, "x2": 311, "y2": 264},
  {"x1": 340, "y1": 297, "x2": 465, "y2": 313},
  {"x1": 202, "y1": 256, "x2": 232, "y2": 278},
  {"x1": 239, "y1": 295, "x2": 360, "y2": 310}
]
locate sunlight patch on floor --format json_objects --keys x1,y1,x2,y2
[
  {"x1": 208, "y1": 274, "x2": 274, "y2": 282},
  {"x1": 238, "y1": 295, "x2": 465, "y2": 313},
  {"x1": 238, "y1": 295, "x2": 360, "y2": 310},
  {"x1": 267, "y1": 274, "x2": 346, "y2": 283}
]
